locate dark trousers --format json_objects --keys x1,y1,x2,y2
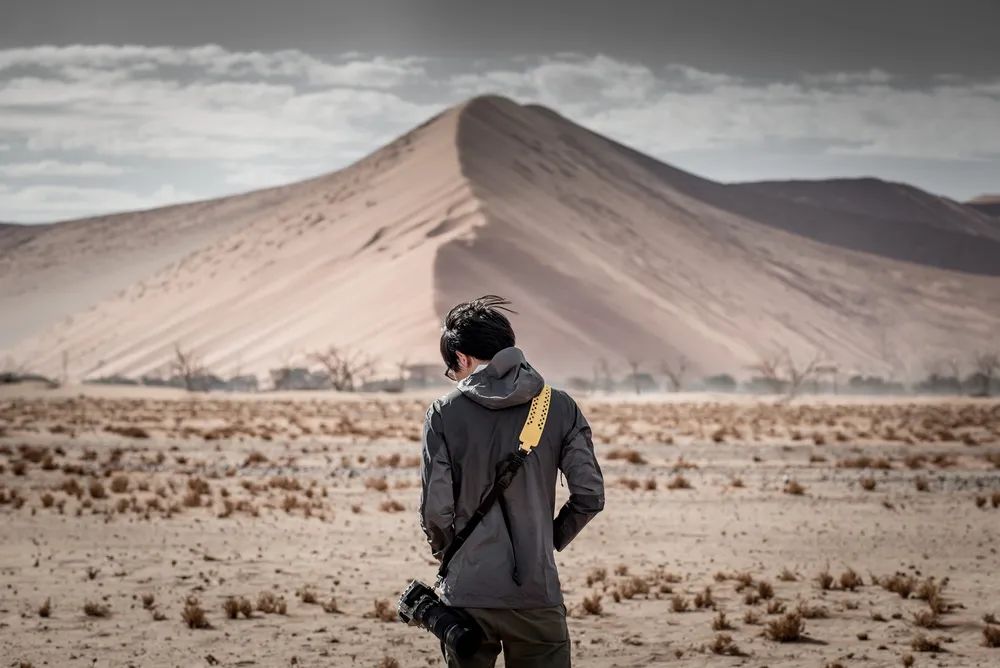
[{"x1": 440, "y1": 604, "x2": 571, "y2": 668}]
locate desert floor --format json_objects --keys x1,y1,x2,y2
[{"x1": 1, "y1": 384, "x2": 999, "y2": 668}]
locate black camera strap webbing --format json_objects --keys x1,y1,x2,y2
[{"x1": 437, "y1": 384, "x2": 552, "y2": 583}]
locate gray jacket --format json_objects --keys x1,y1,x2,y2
[{"x1": 419, "y1": 346, "x2": 605, "y2": 608}]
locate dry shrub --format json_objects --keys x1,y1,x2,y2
[
  {"x1": 243, "y1": 451, "x2": 269, "y2": 466},
  {"x1": 671, "y1": 594, "x2": 689, "y2": 612},
  {"x1": 299, "y1": 587, "x2": 319, "y2": 604},
  {"x1": 667, "y1": 474, "x2": 691, "y2": 490},
  {"x1": 379, "y1": 499, "x2": 405, "y2": 513},
  {"x1": 881, "y1": 573, "x2": 917, "y2": 598},
  {"x1": 694, "y1": 586, "x2": 714, "y2": 609},
  {"x1": 106, "y1": 425, "x2": 149, "y2": 438},
  {"x1": 984, "y1": 624, "x2": 1000, "y2": 648},
  {"x1": 40, "y1": 493, "x2": 54, "y2": 508},
  {"x1": 913, "y1": 609, "x2": 939, "y2": 628},
  {"x1": 816, "y1": 568, "x2": 834, "y2": 590},
  {"x1": 607, "y1": 448, "x2": 646, "y2": 464},
  {"x1": 712, "y1": 610, "x2": 732, "y2": 630},
  {"x1": 734, "y1": 572, "x2": 754, "y2": 591},
  {"x1": 914, "y1": 476, "x2": 929, "y2": 492},
  {"x1": 860, "y1": 476, "x2": 877, "y2": 491},
  {"x1": 88, "y1": 480, "x2": 106, "y2": 499},
  {"x1": 757, "y1": 580, "x2": 774, "y2": 599},
  {"x1": 778, "y1": 568, "x2": 797, "y2": 582},
  {"x1": 618, "y1": 477, "x2": 640, "y2": 491},
  {"x1": 223, "y1": 596, "x2": 241, "y2": 619},
  {"x1": 743, "y1": 609, "x2": 761, "y2": 625},
  {"x1": 182, "y1": 596, "x2": 210, "y2": 629},
  {"x1": 765, "y1": 612, "x2": 804, "y2": 642},
  {"x1": 239, "y1": 597, "x2": 254, "y2": 618},
  {"x1": 618, "y1": 576, "x2": 650, "y2": 600},
  {"x1": 910, "y1": 633, "x2": 943, "y2": 652},
  {"x1": 377, "y1": 658, "x2": 400, "y2": 668},
  {"x1": 840, "y1": 568, "x2": 863, "y2": 591},
  {"x1": 110, "y1": 475, "x2": 129, "y2": 494},
  {"x1": 373, "y1": 598, "x2": 398, "y2": 622},
  {"x1": 586, "y1": 567, "x2": 607, "y2": 586},
  {"x1": 365, "y1": 476, "x2": 389, "y2": 492},
  {"x1": 643, "y1": 477, "x2": 657, "y2": 491},
  {"x1": 38, "y1": 598, "x2": 51, "y2": 618},
  {"x1": 783, "y1": 480, "x2": 806, "y2": 495},
  {"x1": 322, "y1": 597, "x2": 340, "y2": 614},
  {"x1": 796, "y1": 601, "x2": 829, "y2": 619},
  {"x1": 83, "y1": 601, "x2": 110, "y2": 617},
  {"x1": 256, "y1": 591, "x2": 287, "y2": 615},
  {"x1": 766, "y1": 600, "x2": 786, "y2": 615},
  {"x1": 182, "y1": 489, "x2": 202, "y2": 508},
  {"x1": 141, "y1": 593, "x2": 155, "y2": 609},
  {"x1": 581, "y1": 593, "x2": 603, "y2": 615},
  {"x1": 730, "y1": 477, "x2": 745, "y2": 488},
  {"x1": 709, "y1": 633, "x2": 741, "y2": 655},
  {"x1": 901, "y1": 653, "x2": 915, "y2": 666}
]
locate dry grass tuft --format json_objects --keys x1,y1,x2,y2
[
  {"x1": 38, "y1": 598, "x2": 51, "y2": 618},
  {"x1": 860, "y1": 476, "x2": 877, "y2": 491},
  {"x1": 379, "y1": 499, "x2": 405, "y2": 513},
  {"x1": 373, "y1": 598, "x2": 398, "y2": 622},
  {"x1": 765, "y1": 612, "x2": 805, "y2": 642},
  {"x1": 256, "y1": 591, "x2": 287, "y2": 615},
  {"x1": 840, "y1": 568, "x2": 863, "y2": 591},
  {"x1": 983, "y1": 623, "x2": 1000, "y2": 648},
  {"x1": 586, "y1": 567, "x2": 607, "y2": 587},
  {"x1": 671, "y1": 594, "x2": 690, "y2": 612},
  {"x1": 667, "y1": 474, "x2": 691, "y2": 490},
  {"x1": 881, "y1": 573, "x2": 917, "y2": 598},
  {"x1": 182, "y1": 596, "x2": 210, "y2": 629},
  {"x1": 581, "y1": 593, "x2": 603, "y2": 616},
  {"x1": 709, "y1": 633, "x2": 741, "y2": 655},
  {"x1": 712, "y1": 610, "x2": 733, "y2": 630},
  {"x1": 783, "y1": 480, "x2": 806, "y2": 495},
  {"x1": 693, "y1": 586, "x2": 715, "y2": 609},
  {"x1": 83, "y1": 601, "x2": 110, "y2": 618},
  {"x1": 910, "y1": 633, "x2": 944, "y2": 652}
]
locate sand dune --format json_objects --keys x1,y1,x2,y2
[{"x1": 2, "y1": 95, "x2": 999, "y2": 384}]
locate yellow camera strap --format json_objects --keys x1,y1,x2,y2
[{"x1": 518, "y1": 384, "x2": 552, "y2": 453}]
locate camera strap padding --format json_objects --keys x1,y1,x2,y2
[{"x1": 437, "y1": 384, "x2": 552, "y2": 582}]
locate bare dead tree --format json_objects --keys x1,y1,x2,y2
[
  {"x1": 395, "y1": 357, "x2": 409, "y2": 391},
  {"x1": 784, "y1": 351, "x2": 825, "y2": 397},
  {"x1": 626, "y1": 358, "x2": 642, "y2": 395},
  {"x1": 171, "y1": 343, "x2": 206, "y2": 392},
  {"x1": 746, "y1": 350, "x2": 785, "y2": 393},
  {"x1": 309, "y1": 345, "x2": 375, "y2": 392},
  {"x1": 973, "y1": 352, "x2": 1000, "y2": 396},
  {"x1": 660, "y1": 355, "x2": 688, "y2": 392}
]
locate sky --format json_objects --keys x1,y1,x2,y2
[{"x1": 1, "y1": 0, "x2": 999, "y2": 223}]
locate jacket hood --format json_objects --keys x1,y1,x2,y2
[{"x1": 457, "y1": 346, "x2": 545, "y2": 409}]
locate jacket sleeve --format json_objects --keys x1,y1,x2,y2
[
  {"x1": 552, "y1": 397, "x2": 605, "y2": 551},
  {"x1": 418, "y1": 404, "x2": 455, "y2": 562}
]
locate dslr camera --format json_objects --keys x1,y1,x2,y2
[{"x1": 397, "y1": 579, "x2": 484, "y2": 657}]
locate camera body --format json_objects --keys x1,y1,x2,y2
[{"x1": 397, "y1": 579, "x2": 484, "y2": 657}]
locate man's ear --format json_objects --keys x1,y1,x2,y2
[{"x1": 455, "y1": 351, "x2": 469, "y2": 371}]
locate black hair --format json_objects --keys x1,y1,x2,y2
[{"x1": 439, "y1": 295, "x2": 517, "y2": 372}]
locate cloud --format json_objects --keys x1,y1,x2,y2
[
  {"x1": 1, "y1": 45, "x2": 998, "y2": 221},
  {"x1": 0, "y1": 183, "x2": 193, "y2": 222},
  {"x1": 0, "y1": 160, "x2": 127, "y2": 177}
]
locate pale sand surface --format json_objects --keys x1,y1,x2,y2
[{"x1": 2, "y1": 389, "x2": 999, "y2": 667}]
